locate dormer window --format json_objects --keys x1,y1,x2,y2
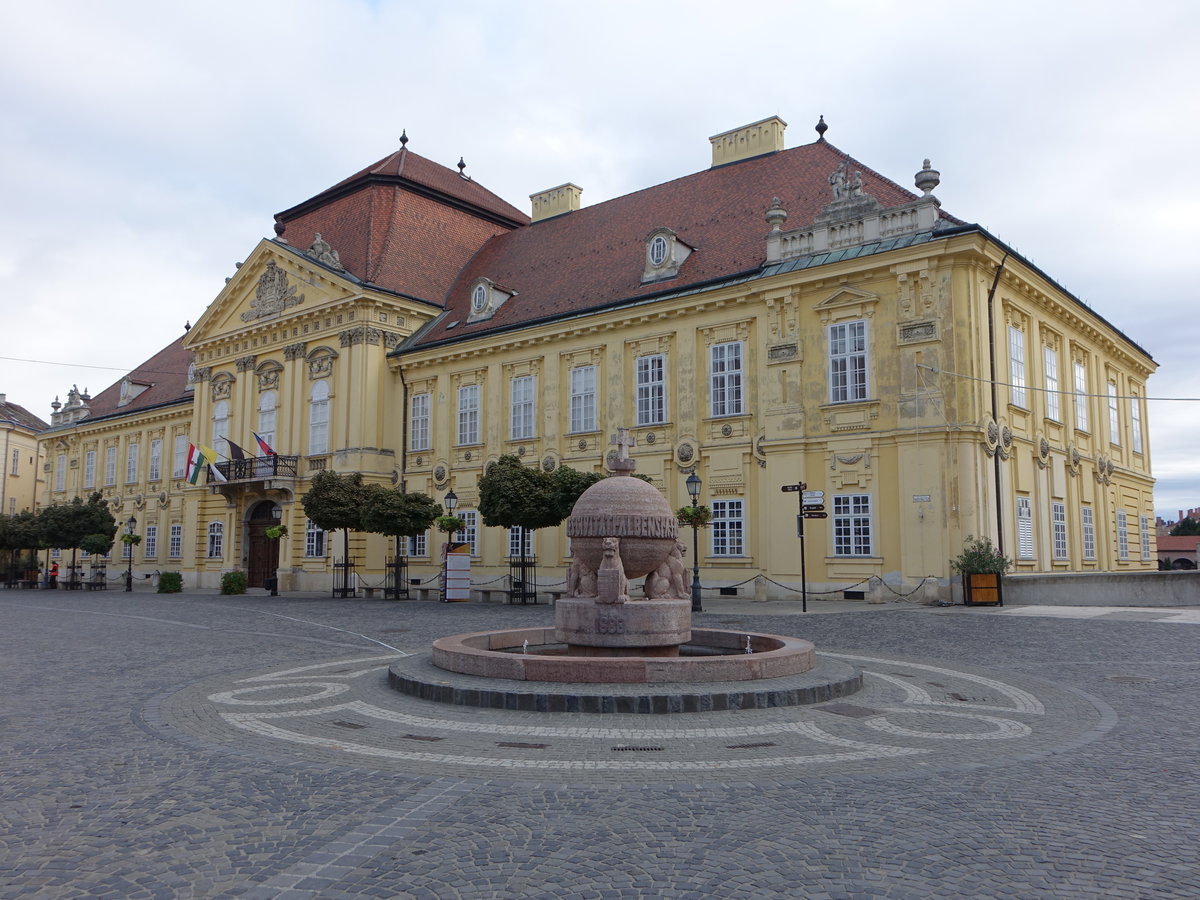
[
  {"x1": 649, "y1": 235, "x2": 669, "y2": 267},
  {"x1": 466, "y1": 277, "x2": 515, "y2": 323},
  {"x1": 471, "y1": 284, "x2": 488, "y2": 314},
  {"x1": 642, "y1": 227, "x2": 693, "y2": 284}
]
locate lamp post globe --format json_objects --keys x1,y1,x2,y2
[
  {"x1": 124, "y1": 515, "x2": 137, "y2": 592},
  {"x1": 685, "y1": 472, "x2": 703, "y2": 613}
]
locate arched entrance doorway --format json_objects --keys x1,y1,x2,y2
[{"x1": 246, "y1": 500, "x2": 281, "y2": 589}]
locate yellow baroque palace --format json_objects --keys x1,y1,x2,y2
[{"x1": 38, "y1": 117, "x2": 1157, "y2": 600}]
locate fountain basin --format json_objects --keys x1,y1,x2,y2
[{"x1": 429, "y1": 627, "x2": 815, "y2": 684}]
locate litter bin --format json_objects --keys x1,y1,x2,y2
[{"x1": 265, "y1": 577, "x2": 278, "y2": 596}]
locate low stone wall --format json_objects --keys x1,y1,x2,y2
[{"x1": 1000, "y1": 571, "x2": 1200, "y2": 607}]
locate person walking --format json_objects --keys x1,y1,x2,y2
[{"x1": 48, "y1": 561, "x2": 59, "y2": 589}]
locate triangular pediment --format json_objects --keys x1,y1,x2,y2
[
  {"x1": 184, "y1": 240, "x2": 360, "y2": 349},
  {"x1": 815, "y1": 285, "x2": 879, "y2": 323}
]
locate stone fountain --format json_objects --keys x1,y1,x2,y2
[{"x1": 388, "y1": 430, "x2": 861, "y2": 712}]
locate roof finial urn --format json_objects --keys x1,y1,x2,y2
[
  {"x1": 765, "y1": 196, "x2": 788, "y2": 231},
  {"x1": 915, "y1": 159, "x2": 940, "y2": 196},
  {"x1": 815, "y1": 115, "x2": 828, "y2": 140}
]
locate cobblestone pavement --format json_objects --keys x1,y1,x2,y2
[{"x1": 2, "y1": 589, "x2": 1198, "y2": 898}]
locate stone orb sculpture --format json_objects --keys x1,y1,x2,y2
[{"x1": 566, "y1": 474, "x2": 678, "y2": 580}]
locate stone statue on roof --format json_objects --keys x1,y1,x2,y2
[{"x1": 829, "y1": 162, "x2": 848, "y2": 200}]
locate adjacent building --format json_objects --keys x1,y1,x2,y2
[
  {"x1": 1, "y1": 394, "x2": 48, "y2": 516},
  {"x1": 38, "y1": 116, "x2": 1158, "y2": 599}
]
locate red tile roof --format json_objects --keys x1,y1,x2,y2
[
  {"x1": 0, "y1": 397, "x2": 50, "y2": 432},
  {"x1": 77, "y1": 336, "x2": 194, "y2": 423},
  {"x1": 1156, "y1": 536, "x2": 1200, "y2": 552},
  {"x1": 275, "y1": 146, "x2": 528, "y2": 304},
  {"x1": 413, "y1": 140, "x2": 952, "y2": 348}
]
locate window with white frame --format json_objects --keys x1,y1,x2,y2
[
  {"x1": 1051, "y1": 502, "x2": 1068, "y2": 560},
  {"x1": 636, "y1": 354, "x2": 667, "y2": 426},
  {"x1": 403, "y1": 532, "x2": 429, "y2": 558},
  {"x1": 1107, "y1": 382, "x2": 1120, "y2": 445},
  {"x1": 173, "y1": 434, "x2": 189, "y2": 478},
  {"x1": 1140, "y1": 515, "x2": 1151, "y2": 560},
  {"x1": 457, "y1": 384, "x2": 480, "y2": 445},
  {"x1": 144, "y1": 525, "x2": 157, "y2": 559},
  {"x1": 1073, "y1": 360, "x2": 1089, "y2": 432},
  {"x1": 122, "y1": 538, "x2": 132, "y2": 559},
  {"x1": 569, "y1": 366, "x2": 597, "y2": 433},
  {"x1": 1130, "y1": 392, "x2": 1143, "y2": 454},
  {"x1": 829, "y1": 322, "x2": 868, "y2": 403},
  {"x1": 212, "y1": 400, "x2": 230, "y2": 448},
  {"x1": 508, "y1": 526, "x2": 533, "y2": 559},
  {"x1": 51, "y1": 547, "x2": 61, "y2": 559},
  {"x1": 149, "y1": 439, "x2": 162, "y2": 482},
  {"x1": 125, "y1": 442, "x2": 139, "y2": 484},
  {"x1": 9, "y1": 448, "x2": 17, "y2": 475},
  {"x1": 1016, "y1": 496, "x2": 1034, "y2": 560},
  {"x1": 510, "y1": 376, "x2": 536, "y2": 440},
  {"x1": 1117, "y1": 510, "x2": 1129, "y2": 560},
  {"x1": 711, "y1": 499, "x2": 745, "y2": 556},
  {"x1": 1082, "y1": 506, "x2": 1096, "y2": 560},
  {"x1": 710, "y1": 341, "x2": 745, "y2": 416},
  {"x1": 409, "y1": 393, "x2": 431, "y2": 451},
  {"x1": 207, "y1": 522, "x2": 224, "y2": 559},
  {"x1": 8, "y1": 498, "x2": 15, "y2": 515},
  {"x1": 832, "y1": 494, "x2": 872, "y2": 556},
  {"x1": 169, "y1": 524, "x2": 182, "y2": 558},
  {"x1": 1008, "y1": 325, "x2": 1027, "y2": 408},
  {"x1": 304, "y1": 518, "x2": 326, "y2": 557},
  {"x1": 84, "y1": 450, "x2": 96, "y2": 489},
  {"x1": 55, "y1": 454, "x2": 66, "y2": 492},
  {"x1": 258, "y1": 390, "x2": 277, "y2": 449},
  {"x1": 308, "y1": 381, "x2": 330, "y2": 455},
  {"x1": 104, "y1": 447, "x2": 117, "y2": 486},
  {"x1": 1044, "y1": 345, "x2": 1061, "y2": 421},
  {"x1": 458, "y1": 510, "x2": 479, "y2": 556}
]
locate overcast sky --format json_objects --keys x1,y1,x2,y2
[{"x1": 2, "y1": 1, "x2": 1197, "y2": 520}]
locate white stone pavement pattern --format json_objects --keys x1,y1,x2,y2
[{"x1": 2, "y1": 588, "x2": 1198, "y2": 898}]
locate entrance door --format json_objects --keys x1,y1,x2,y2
[{"x1": 246, "y1": 501, "x2": 280, "y2": 589}]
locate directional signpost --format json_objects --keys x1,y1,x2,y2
[{"x1": 781, "y1": 482, "x2": 810, "y2": 612}]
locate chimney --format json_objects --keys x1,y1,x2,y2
[
  {"x1": 709, "y1": 116, "x2": 787, "y2": 168},
  {"x1": 530, "y1": 183, "x2": 582, "y2": 223}
]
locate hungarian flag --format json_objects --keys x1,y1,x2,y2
[
  {"x1": 185, "y1": 444, "x2": 202, "y2": 484},
  {"x1": 253, "y1": 432, "x2": 276, "y2": 456}
]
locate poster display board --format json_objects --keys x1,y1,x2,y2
[{"x1": 443, "y1": 544, "x2": 472, "y2": 602}]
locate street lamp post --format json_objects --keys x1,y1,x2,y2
[
  {"x1": 685, "y1": 471, "x2": 703, "y2": 613},
  {"x1": 124, "y1": 515, "x2": 137, "y2": 592},
  {"x1": 441, "y1": 489, "x2": 458, "y2": 603}
]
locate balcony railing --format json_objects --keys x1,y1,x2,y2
[{"x1": 208, "y1": 455, "x2": 300, "y2": 483}]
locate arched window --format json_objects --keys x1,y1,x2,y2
[
  {"x1": 308, "y1": 381, "x2": 330, "y2": 455},
  {"x1": 212, "y1": 400, "x2": 230, "y2": 447},
  {"x1": 207, "y1": 522, "x2": 224, "y2": 558},
  {"x1": 258, "y1": 390, "x2": 277, "y2": 448}
]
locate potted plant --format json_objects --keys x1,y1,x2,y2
[
  {"x1": 435, "y1": 514, "x2": 466, "y2": 536},
  {"x1": 950, "y1": 535, "x2": 1012, "y2": 606},
  {"x1": 264, "y1": 524, "x2": 288, "y2": 540},
  {"x1": 676, "y1": 505, "x2": 713, "y2": 528}
]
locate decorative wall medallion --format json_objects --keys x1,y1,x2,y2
[
  {"x1": 542, "y1": 456, "x2": 556, "y2": 473},
  {"x1": 242, "y1": 260, "x2": 303, "y2": 322},
  {"x1": 464, "y1": 451, "x2": 473, "y2": 462},
  {"x1": 1001, "y1": 426, "x2": 1013, "y2": 450},
  {"x1": 721, "y1": 424, "x2": 733, "y2": 437},
  {"x1": 577, "y1": 439, "x2": 588, "y2": 451},
  {"x1": 605, "y1": 450, "x2": 619, "y2": 469},
  {"x1": 391, "y1": 470, "x2": 399, "y2": 485},
  {"x1": 414, "y1": 456, "x2": 424, "y2": 467},
  {"x1": 434, "y1": 465, "x2": 447, "y2": 484},
  {"x1": 677, "y1": 443, "x2": 694, "y2": 463},
  {"x1": 645, "y1": 432, "x2": 656, "y2": 444},
  {"x1": 517, "y1": 446, "x2": 526, "y2": 457}
]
